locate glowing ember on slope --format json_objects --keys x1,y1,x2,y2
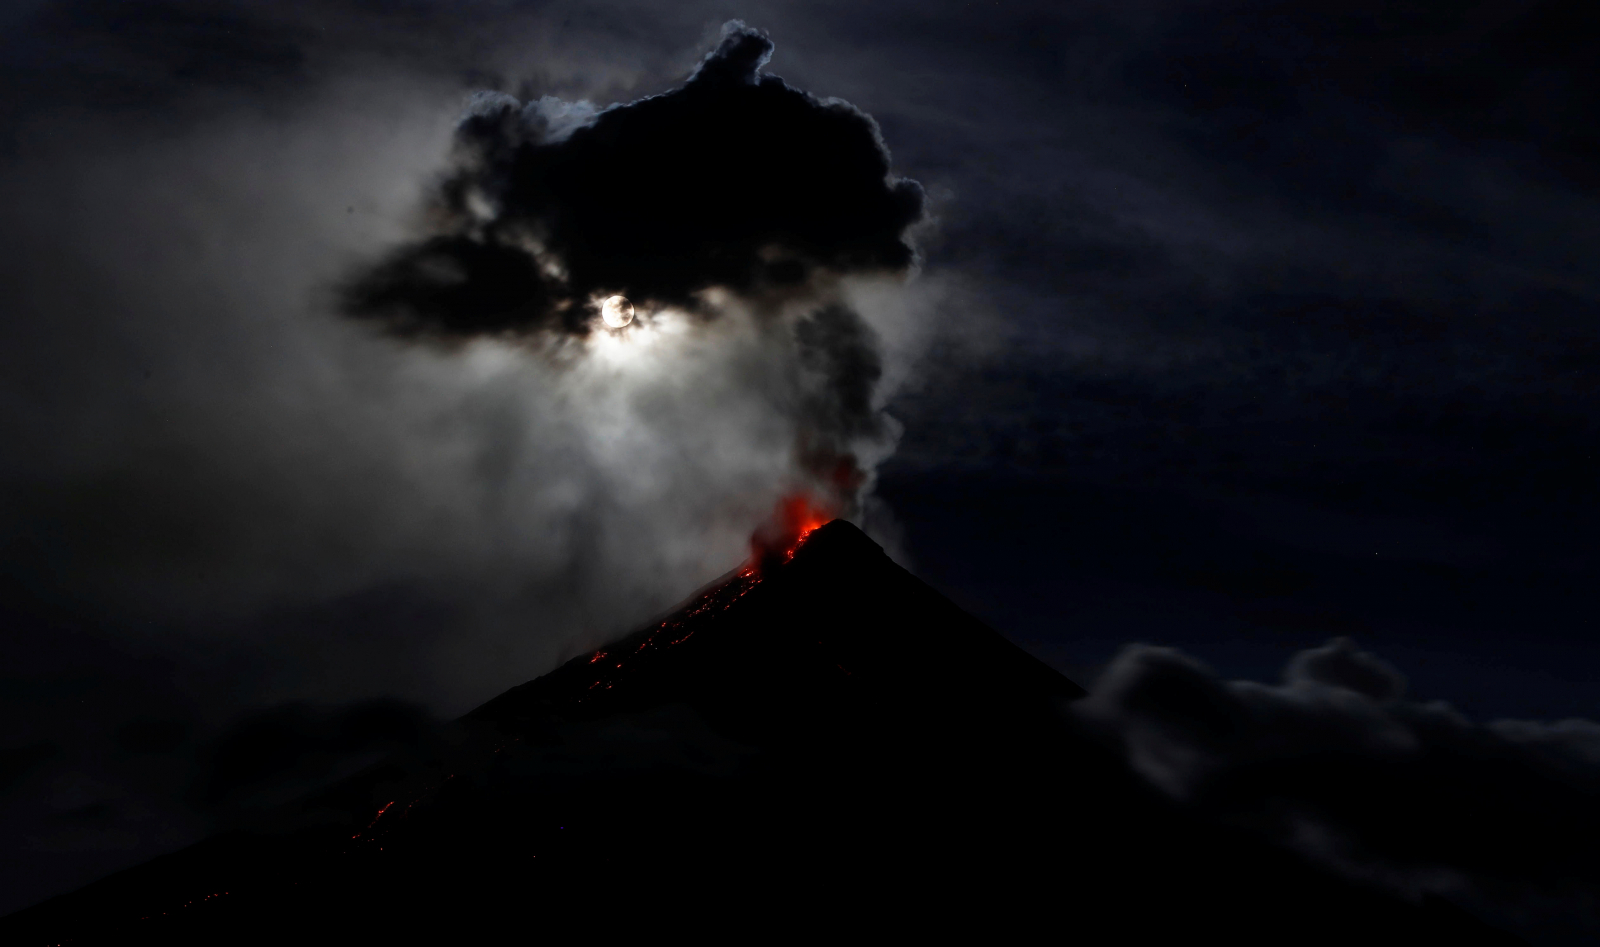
[
  {"x1": 352, "y1": 801, "x2": 398, "y2": 840},
  {"x1": 138, "y1": 891, "x2": 229, "y2": 922},
  {"x1": 575, "y1": 563, "x2": 764, "y2": 698}
]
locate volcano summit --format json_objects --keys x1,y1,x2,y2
[{"x1": 3, "y1": 522, "x2": 1517, "y2": 943}]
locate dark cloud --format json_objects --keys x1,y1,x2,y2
[
  {"x1": 340, "y1": 20, "x2": 927, "y2": 532},
  {"x1": 1075, "y1": 639, "x2": 1600, "y2": 941},
  {"x1": 343, "y1": 21, "x2": 925, "y2": 338}
]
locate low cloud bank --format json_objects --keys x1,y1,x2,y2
[{"x1": 1075, "y1": 638, "x2": 1600, "y2": 942}]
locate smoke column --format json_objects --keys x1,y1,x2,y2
[{"x1": 344, "y1": 21, "x2": 927, "y2": 523}]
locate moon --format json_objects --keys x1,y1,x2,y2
[{"x1": 600, "y1": 295, "x2": 634, "y2": 328}]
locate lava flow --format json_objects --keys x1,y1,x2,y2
[
  {"x1": 572, "y1": 495, "x2": 834, "y2": 700},
  {"x1": 575, "y1": 562, "x2": 765, "y2": 699}
]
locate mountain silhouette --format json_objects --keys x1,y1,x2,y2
[{"x1": 3, "y1": 521, "x2": 1520, "y2": 944}]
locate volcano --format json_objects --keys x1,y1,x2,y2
[{"x1": 4, "y1": 521, "x2": 1517, "y2": 943}]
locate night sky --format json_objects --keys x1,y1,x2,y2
[{"x1": 1, "y1": 0, "x2": 1596, "y2": 934}]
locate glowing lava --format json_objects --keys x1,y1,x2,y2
[
  {"x1": 577, "y1": 565, "x2": 763, "y2": 699},
  {"x1": 750, "y1": 494, "x2": 834, "y2": 569}
]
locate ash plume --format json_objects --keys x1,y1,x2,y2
[
  {"x1": 342, "y1": 20, "x2": 926, "y2": 520},
  {"x1": 344, "y1": 21, "x2": 925, "y2": 338}
]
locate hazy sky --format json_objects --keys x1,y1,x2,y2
[{"x1": 1, "y1": 0, "x2": 1595, "y2": 925}]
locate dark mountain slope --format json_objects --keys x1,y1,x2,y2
[{"x1": 3, "y1": 521, "x2": 1518, "y2": 943}]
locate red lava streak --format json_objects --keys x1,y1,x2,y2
[
  {"x1": 352, "y1": 801, "x2": 398, "y2": 839},
  {"x1": 574, "y1": 563, "x2": 764, "y2": 700}
]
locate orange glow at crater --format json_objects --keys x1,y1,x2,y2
[{"x1": 750, "y1": 493, "x2": 834, "y2": 568}]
